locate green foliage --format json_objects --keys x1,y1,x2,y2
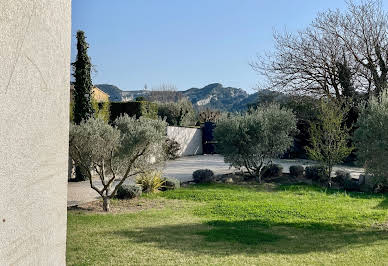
[
  {"x1": 289, "y1": 165, "x2": 304, "y2": 178},
  {"x1": 91, "y1": 98, "x2": 110, "y2": 123},
  {"x1": 116, "y1": 184, "x2": 142, "y2": 199},
  {"x1": 157, "y1": 99, "x2": 197, "y2": 127},
  {"x1": 69, "y1": 101, "x2": 74, "y2": 122},
  {"x1": 251, "y1": 93, "x2": 321, "y2": 159},
  {"x1": 69, "y1": 115, "x2": 167, "y2": 211},
  {"x1": 215, "y1": 104, "x2": 297, "y2": 182},
  {"x1": 110, "y1": 101, "x2": 158, "y2": 122},
  {"x1": 354, "y1": 94, "x2": 388, "y2": 188},
  {"x1": 336, "y1": 60, "x2": 355, "y2": 98},
  {"x1": 193, "y1": 169, "x2": 215, "y2": 184},
  {"x1": 305, "y1": 165, "x2": 328, "y2": 181},
  {"x1": 70, "y1": 97, "x2": 110, "y2": 123},
  {"x1": 164, "y1": 138, "x2": 181, "y2": 160},
  {"x1": 307, "y1": 101, "x2": 353, "y2": 184},
  {"x1": 71, "y1": 30, "x2": 95, "y2": 181},
  {"x1": 136, "y1": 171, "x2": 166, "y2": 193},
  {"x1": 262, "y1": 164, "x2": 283, "y2": 179},
  {"x1": 71, "y1": 31, "x2": 94, "y2": 125}
]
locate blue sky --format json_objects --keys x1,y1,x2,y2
[{"x1": 72, "y1": 0, "x2": 353, "y2": 93}]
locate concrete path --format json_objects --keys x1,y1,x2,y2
[{"x1": 68, "y1": 155, "x2": 364, "y2": 206}]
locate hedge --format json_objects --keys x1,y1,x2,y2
[{"x1": 110, "y1": 101, "x2": 158, "y2": 122}]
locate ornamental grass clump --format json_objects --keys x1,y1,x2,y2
[{"x1": 136, "y1": 171, "x2": 165, "y2": 193}]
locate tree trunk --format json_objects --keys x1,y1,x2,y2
[
  {"x1": 256, "y1": 170, "x2": 262, "y2": 183},
  {"x1": 328, "y1": 165, "x2": 332, "y2": 188},
  {"x1": 103, "y1": 197, "x2": 110, "y2": 212}
]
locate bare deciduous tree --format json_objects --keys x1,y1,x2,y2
[
  {"x1": 253, "y1": 0, "x2": 388, "y2": 100},
  {"x1": 316, "y1": 0, "x2": 388, "y2": 99}
]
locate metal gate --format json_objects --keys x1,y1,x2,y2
[{"x1": 202, "y1": 122, "x2": 216, "y2": 154}]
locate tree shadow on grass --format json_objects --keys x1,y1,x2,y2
[
  {"x1": 377, "y1": 196, "x2": 388, "y2": 209},
  {"x1": 111, "y1": 219, "x2": 388, "y2": 256}
]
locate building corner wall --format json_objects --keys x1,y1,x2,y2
[{"x1": 0, "y1": 0, "x2": 71, "y2": 264}]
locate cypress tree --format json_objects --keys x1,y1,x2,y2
[
  {"x1": 72, "y1": 30, "x2": 94, "y2": 181},
  {"x1": 72, "y1": 30, "x2": 94, "y2": 124}
]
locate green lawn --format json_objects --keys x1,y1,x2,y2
[{"x1": 67, "y1": 184, "x2": 388, "y2": 265}]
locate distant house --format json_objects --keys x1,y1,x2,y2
[{"x1": 70, "y1": 84, "x2": 110, "y2": 102}]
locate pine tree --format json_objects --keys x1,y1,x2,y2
[{"x1": 71, "y1": 30, "x2": 94, "y2": 181}]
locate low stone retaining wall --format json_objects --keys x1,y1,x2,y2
[{"x1": 167, "y1": 126, "x2": 203, "y2": 156}]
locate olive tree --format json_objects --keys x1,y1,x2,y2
[
  {"x1": 214, "y1": 104, "x2": 297, "y2": 183},
  {"x1": 354, "y1": 93, "x2": 388, "y2": 187},
  {"x1": 69, "y1": 115, "x2": 167, "y2": 211},
  {"x1": 306, "y1": 100, "x2": 353, "y2": 186}
]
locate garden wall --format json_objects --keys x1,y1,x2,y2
[
  {"x1": 167, "y1": 126, "x2": 203, "y2": 156},
  {"x1": 0, "y1": 0, "x2": 71, "y2": 264}
]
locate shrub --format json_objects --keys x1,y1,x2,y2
[
  {"x1": 305, "y1": 165, "x2": 328, "y2": 181},
  {"x1": 164, "y1": 138, "x2": 181, "y2": 160},
  {"x1": 289, "y1": 165, "x2": 304, "y2": 178},
  {"x1": 110, "y1": 101, "x2": 158, "y2": 122},
  {"x1": 354, "y1": 94, "x2": 388, "y2": 188},
  {"x1": 115, "y1": 184, "x2": 142, "y2": 199},
  {"x1": 262, "y1": 164, "x2": 283, "y2": 178},
  {"x1": 136, "y1": 171, "x2": 165, "y2": 193},
  {"x1": 343, "y1": 178, "x2": 360, "y2": 191},
  {"x1": 214, "y1": 104, "x2": 297, "y2": 183},
  {"x1": 333, "y1": 170, "x2": 351, "y2": 186},
  {"x1": 193, "y1": 169, "x2": 215, "y2": 183},
  {"x1": 161, "y1": 177, "x2": 181, "y2": 191}
]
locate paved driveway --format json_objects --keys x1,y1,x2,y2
[
  {"x1": 163, "y1": 154, "x2": 364, "y2": 181},
  {"x1": 68, "y1": 155, "x2": 364, "y2": 206}
]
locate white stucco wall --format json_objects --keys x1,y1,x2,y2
[
  {"x1": 0, "y1": 0, "x2": 71, "y2": 265},
  {"x1": 167, "y1": 126, "x2": 203, "y2": 156}
]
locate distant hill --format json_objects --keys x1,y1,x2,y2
[
  {"x1": 182, "y1": 83, "x2": 250, "y2": 111},
  {"x1": 96, "y1": 83, "x2": 260, "y2": 112}
]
